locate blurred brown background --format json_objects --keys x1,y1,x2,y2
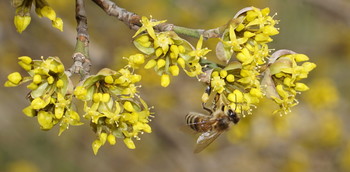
[{"x1": 1, "y1": 0, "x2": 349, "y2": 172}]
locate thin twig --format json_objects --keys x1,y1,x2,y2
[
  {"x1": 90, "y1": 0, "x2": 223, "y2": 39},
  {"x1": 68, "y1": 0, "x2": 91, "y2": 79}
]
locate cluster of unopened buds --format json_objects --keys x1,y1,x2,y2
[{"x1": 12, "y1": 0, "x2": 63, "y2": 33}]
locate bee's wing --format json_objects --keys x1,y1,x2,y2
[{"x1": 194, "y1": 130, "x2": 223, "y2": 153}]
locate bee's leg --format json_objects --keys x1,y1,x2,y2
[
  {"x1": 212, "y1": 93, "x2": 221, "y2": 111},
  {"x1": 202, "y1": 102, "x2": 213, "y2": 114}
]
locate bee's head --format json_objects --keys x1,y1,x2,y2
[{"x1": 227, "y1": 109, "x2": 240, "y2": 124}]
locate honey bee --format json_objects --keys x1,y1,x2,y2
[{"x1": 186, "y1": 104, "x2": 240, "y2": 153}]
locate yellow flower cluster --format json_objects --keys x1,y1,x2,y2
[
  {"x1": 13, "y1": 0, "x2": 63, "y2": 33},
  {"x1": 218, "y1": 7, "x2": 278, "y2": 65},
  {"x1": 268, "y1": 53, "x2": 316, "y2": 114},
  {"x1": 74, "y1": 68, "x2": 152, "y2": 154},
  {"x1": 203, "y1": 66, "x2": 263, "y2": 116},
  {"x1": 4, "y1": 56, "x2": 82, "y2": 134},
  {"x1": 204, "y1": 7, "x2": 279, "y2": 116},
  {"x1": 131, "y1": 16, "x2": 210, "y2": 87}
]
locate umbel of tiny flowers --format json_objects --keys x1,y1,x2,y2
[
  {"x1": 74, "y1": 68, "x2": 152, "y2": 155},
  {"x1": 201, "y1": 49, "x2": 315, "y2": 117},
  {"x1": 4, "y1": 56, "x2": 82, "y2": 134},
  {"x1": 12, "y1": 0, "x2": 63, "y2": 33},
  {"x1": 132, "y1": 16, "x2": 210, "y2": 87},
  {"x1": 262, "y1": 50, "x2": 317, "y2": 114},
  {"x1": 199, "y1": 7, "x2": 279, "y2": 117},
  {"x1": 216, "y1": 7, "x2": 278, "y2": 64},
  {"x1": 201, "y1": 62, "x2": 263, "y2": 117}
]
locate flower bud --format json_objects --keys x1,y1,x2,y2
[
  {"x1": 276, "y1": 84, "x2": 288, "y2": 98},
  {"x1": 255, "y1": 33, "x2": 270, "y2": 42},
  {"x1": 157, "y1": 59, "x2": 166, "y2": 69},
  {"x1": 131, "y1": 74, "x2": 142, "y2": 83},
  {"x1": 33, "y1": 74, "x2": 42, "y2": 84},
  {"x1": 14, "y1": 15, "x2": 31, "y2": 33},
  {"x1": 47, "y1": 76, "x2": 54, "y2": 84},
  {"x1": 93, "y1": 93, "x2": 102, "y2": 103},
  {"x1": 155, "y1": 48, "x2": 163, "y2": 57},
  {"x1": 263, "y1": 25, "x2": 279, "y2": 36},
  {"x1": 244, "y1": 31, "x2": 255, "y2": 38},
  {"x1": 228, "y1": 90, "x2": 244, "y2": 103},
  {"x1": 132, "y1": 54, "x2": 145, "y2": 65},
  {"x1": 40, "y1": 6, "x2": 57, "y2": 20},
  {"x1": 92, "y1": 140, "x2": 102, "y2": 155},
  {"x1": 250, "y1": 88, "x2": 262, "y2": 98},
  {"x1": 107, "y1": 134, "x2": 116, "y2": 145},
  {"x1": 37, "y1": 111, "x2": 54, "y2": 130},
  {"x1": 160, "y1": 74, "x2": 170, "y2": 87},
  {"x1": 177, "y1": 58, "x2": 185, "y2": 68},
  {"x1": 100, "y1": 132, "x2": 108, "y2": 144},
  {"x1": 18, "y1": 61, "x2": 32, "y2": 71},
  {"x1": 104, "y1": 75, "x2": 114, "y2": 84},
  {"x1": 295, "y1": 82, "x2": 309, "y2": 91},
  {"x1": 7, "y1": 72, "x2": 22, "y2": 85},
  {"x1": 144, "y1": 59, "x2": 156, "y2": 69},
  {"x1": 226, "y1": 74, "x2": 235, "y2": 82},
  {"x1": 18, "y1": 56, "x2": 32, "y2": 64},
  {"x1": 136, "y1": 35, "x2": 150, "y2": 43},
  {"x1": 219, "y1": 70, "x2": 228, "y2": 78},
  {"x1": 55, "y1": 107, "x2": 64, "y2": 119},
  {"x1": 169, "y1": 65, "x2": 179, "y2": 76},
  {"x1": 31, "y1": 97, "x2": 48, "y2": 110},
  {"x1": 101, "y1": 93, "x2": 110, "y2": 103},
  {"x1": 52, "y1": 17, "x2": 63, "y2": 31},
  {"x1": 123, "y1": 138, "x2": 136, "y2": 149},
  {"x1": 23, "y1": 106, "x2": 36, "y2": 117},
  {"x1": 246, "y1": 10, "x2": 258, "y2": 21},
  {"x1": 236, "y1": 23, "x2": 245, "y2": 32},
  {"x1": 123, "y1": 101, "x2": 135, "y2": 112},
  {"x1": 142, "y1": 124, "x2": 152, "y2": 133},
  {"x1": 27, "y1": 82, "x2": 38, "y2": 90}
]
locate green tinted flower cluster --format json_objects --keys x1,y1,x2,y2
[
  {"x1": 131, "y1": 16, "x2": 210, "y2": 87},
  {"x1": 268, "y1": 53, "x2": 316, "y2": 114},
  {"x1": 12, "y1": 0, "x2": 63, "y2": 33},
  {"x1": 4, "y1": 56, "x2": 82, "y2": 134},
  {"x1": 74, "y1": 68, "x2": 152, "y2": 154}
]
